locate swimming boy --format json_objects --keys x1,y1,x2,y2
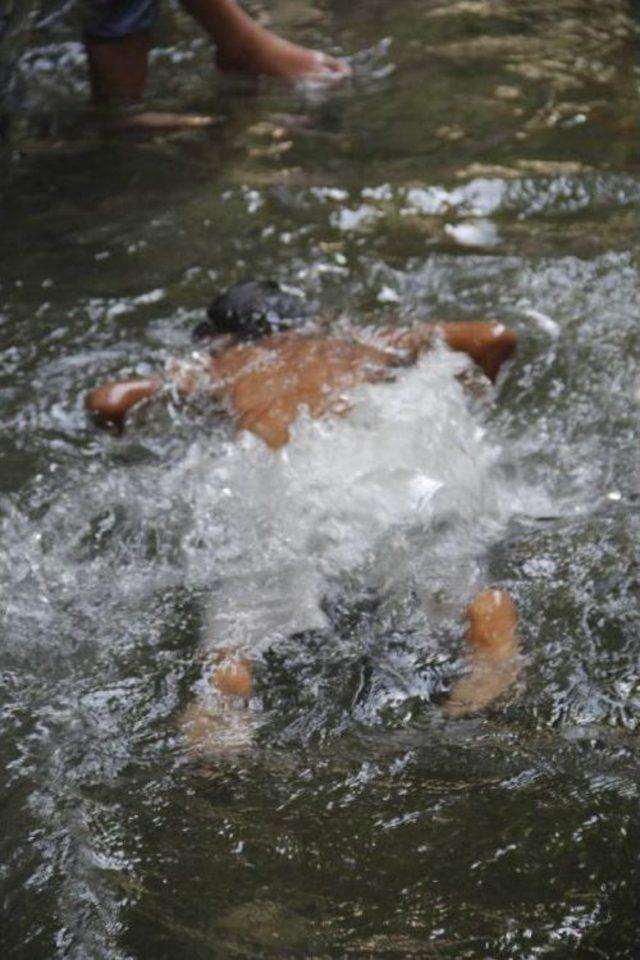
[{"x1": 87, "y1": 282, "x2": 521, "y2": 741}]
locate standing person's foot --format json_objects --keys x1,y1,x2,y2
[
  {"x1": 100, "y1": 110, "x2": 219, "y2": 131},
  {"x1": 215, "y1": 23, "x2": 349, "y2": 81}
]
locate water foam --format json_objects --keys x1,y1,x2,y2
[
  {"x1": 158, "y1": 345, "x2": 544, "y2": 655},
  {"x1": 0, "y1": 344, "x2": 545, "y2": 671}
]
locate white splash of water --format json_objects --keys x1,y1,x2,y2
[
  {"x1": 148, "y1": 345, "x2": 545, "y2": 654},
  {"x1": 0, "y1": 344, "x2": 546, "y2": 668}
]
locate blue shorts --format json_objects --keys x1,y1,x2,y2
[{"x1": 84, "y1": 0, "x2": 158, "y2": 41}]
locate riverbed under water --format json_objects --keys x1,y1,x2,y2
[{"x1": 1, "y1": 1, "x2": 640, "y2": 957}]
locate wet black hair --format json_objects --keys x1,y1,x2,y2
[{"x1": 192, "y1": 280, "x2": 309, "y2": 343}]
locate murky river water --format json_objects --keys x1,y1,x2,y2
[{"x1": 2, "y1": 1, "x2": 640, "y2": 957}]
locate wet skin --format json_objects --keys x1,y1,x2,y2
[
  {"x1": 86, "y1": 0, "x2": 349, "y2": 125},
  {"x1": 86, "y1": 319, "x2": 520, "y2": 741},
  {"x1": 86, "y1": 320, "x2": 517, "y2": 444}
]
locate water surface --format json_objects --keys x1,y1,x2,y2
[{"x1": 1, "y1": 1, "x2": 640, "y2": 957}]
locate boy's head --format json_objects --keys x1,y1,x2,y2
[{"x1": 192, "y1": 280, "x2": 308, "y2": 345}]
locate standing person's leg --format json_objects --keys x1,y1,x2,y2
[
  {"x1": 84, "y1": 0, "x2": 156, "y2": 102},
  {"x1": 83, "y1": 0, "x2": 348, "y2": 106}
]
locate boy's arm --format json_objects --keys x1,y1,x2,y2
[
  {"x1": 86, "y1": 354, "x2": 218, "y2": 429},
  {"x1": 379, "y1": 321, "x2": 517, "y2": 382},
  {"x1": 86, "y1": 377, "x2": 164, "y2": 429}
]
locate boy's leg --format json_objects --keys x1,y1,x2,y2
[
  {"x1": 380, "y1": 321, "x2": 517, "y2": 384},
  {"x1": 446, "y1": 590, "x2": 520, "y2": 717},
  {"x1": 181, "y1": 0, "x2": 348, "y2": 79},
  {"x1": 181, "y1": 648, "x2": 255, "y2": 755},
  {"x1": 209, "y1": 648, "x2": 254, "y2": 699}
]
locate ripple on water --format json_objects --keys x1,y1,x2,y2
[{"x1": 2, "y1": 0, "x2": 640, "y2": 956}]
